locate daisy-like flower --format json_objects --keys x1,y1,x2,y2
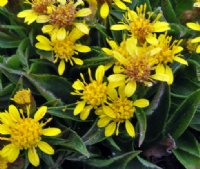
[
  {"x1": 0, "y1": 0, "x2": 7, "y2": 7},
  {"x1": 0, "y1": 105, "x2": 61, "y2": 167},
  {"x1": 96, "y1": 86, "x2": 149, "y2": 137},
  {"x1": 35, "y1": 28, "x2": 91, "y2": 75},
  {"x1": 17, "y1": 0, "x2": 55, "y2": 25},
  {"x1": 194, "y1": 0, "x2": 200, "y2": 7},
  {"x1": 147, "y1": 33, "x2": 188, "y2": 84},
  {"x1": 37, "y1": 0, "x2": 91, "y2": 40},
  {"x1": 87, "y1": 0, "x2": 131, "y2": 19},
  {"x1": 71, "y1": 65, "x2": 112, "y2": 120},
  {"x1": 0, "y1": 154, "x2": 8, "y2": 169},
  {"x1": 107, "y1": 37, "x2": 169, "y2": 97},
  {"x1": 111, "y1": 4, "x2": 170, "y2": 44},
  {"x1": 186, "y1": 22, "x2": 200, "y2": 53},
  {"x1": 11, "y1": 89, "x2": 32, "y2": 106}
]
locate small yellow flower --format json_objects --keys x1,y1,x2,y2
[
  {"x1": 111, "y1": 4, "x2": 170, "y2": 44},
  {"x1": 17, "y1": 0, "x2": 54, "y2": 25},
  {"x1": 0, "y1": 0, "x2": 7, "y2": 7},
  {"x1": 107, "y1": 37, "x2": 169, "y2": 97},
  {"x1": 96, "y1": 86, "x2": 149, "y2": 137},
  {"x1": 87, "y1": 0, "x2": 131, "y2": 19},
  {"x1": 186, "y1": 39, "x2": 198, "y2": 53},
  {"x1": 0, "y1": 105, "x2": 61, "y2": 167},
  {"x1": 147, "y1": 33, "x2": 188, "y2": 85},
  {"x1": 37, "y1": 0, "x2": 92, "y2": 40},
  {"x1": 0, "y1": 154, "x2": 8, "y2": 169},
  {"x1": 186, "y1": 22, "x2": 200, "y2": 53},
  {"x1": 35, "y1": 28, "x2": 91, "y2": 75},
  {"x1": 194, "y1": 0, "x2": 200, "y2": 7},
  {"x1": 11, "y1": 89, "x2": 32, "y2": 105},
  {"x1": 71, "y1": 65, "x2": 111, "y2": 120}
]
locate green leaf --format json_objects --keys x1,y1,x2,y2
[
  {"x1": 146, "y1": 83, "x2": 170, "y2": 142},
  {"x1": 176, "y1": 131, "x2": 200, "y2": 157},
  {"x1": 0, "y1": 32, "x2": 21, "y2": 48},
  {"x1": 161, "y1": 0, "x2": 180, "y2": 23},
  {"x1": 166, "y1": 89, "x2": 200, "y2": 139},
  {"x1": 85, "y1": 151, "x2": 140, "y2": 169},
  {"x1": 135, "y1": 109, "x2": 147, "y2": 147},
  {"x1": 173, "y1": 149, "x2": 200, "y2": 169}
]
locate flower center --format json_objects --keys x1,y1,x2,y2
[
  {"x1": 83, "y1": 81, "x2": 107, "y2": 106},
  {"x1": 0, "y1": 156, "x2": 8, "y2": 169},
  {"x1": 32, "y1": 0, "x2": 53, "y2": 14},
  {"x1": 49, "y1": 3, "x2": 76, "y2": 27},
  {"x1": 111, "y1": 98, "x2": 134, "y2": 122},
  {"x1": 129, "y1": 19, "x2": 153, "y2": 44},
  {"x1": 10, "y1": 118, "x2": 42, "y2": 149},
  {"x1": 13, "y1": 89, "x2": 31, "y2": 105},
  {"x1": 125, "y1": 57, "x2": 151, "y2": 83},
  {"x1": 53, "y1": 37, "x2": 75, "y2": 60}
]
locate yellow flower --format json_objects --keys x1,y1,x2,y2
[
  {"x1": 71, "y1": 65, "x2": 111, "y2": 120},
  {"x1": 0, "y1": 105, "x2": 61, "y2": 167},
  {"x1": 0, "y1": 0, "x2": 7, "y2": 7},
  {"x1": 107, "y1": 37, "x2": 169, "y2": 97},
  {"x1": 11, "y1": 89, "x2": 32, "y2": 105},
  {"x1": 35, "y1": 28, "x2": 91, "y2": 75},
  {"x1": 194, "y1": 0, "x2": 200, "y2": 7},
  {"x1": 17, "y1": 0, "x2": 54, "y2": 25},
  {"x1": 37, "y1": 0, "x2": 91, "y2": 40},
  {"x1": 186, "y1": 22, "x2": 200, "y2": 53},
  {"x1": 111, "y1": 4, "x2": 170, "y2": 44},
  {"x1": 96, "y1": 86, "x2": 149, "y2": 137},
  {"x1": 147, "y1": 33, "x2": 188, "y2": 85},
  {"x1": 87, "y1": 0, "x2": 131, "y2": 19},
  {"x1": 0, "y1": 154, "x2": 8, "y2": 169},
  {"x1": 186, "y1": 39, "x2": 198, "y2": 53}
]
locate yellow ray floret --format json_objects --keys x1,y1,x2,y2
[
  {"x1": 71, "y1": 65, "x2": 112, "y2": 120},
  {"x1": 194, "y1": 0, "x2": 200, "y2": 7},
  {"x1": 186, "y1": 22, "x2": 200, "y2": 53},
  {"x1": 0, "y1": 105, "x2": 61, "y2": 167},
  {"x1": 0, "y1": 154, "x2": 8, "y2": 169},
  {"x1": 96, "y1": 86, "x2": 149, "y2": 137},
  {"x1": 0, "y1": 0, "x2": 7, "y2": 7},
  {"x1": 35, "y1": 28, "x2": 91, "y2": 75},
  {"x1": 111, "y1": 4, "x2": 170, "y2": 44}
]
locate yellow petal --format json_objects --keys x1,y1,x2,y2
[
  {"x1": 69, "y1": 27, "x2": 84, "y2": 41},
  {"x1": 0, "y1": 0, "x2": 7, "y2": 6},
  {"x1": 57, "y1": 27, "x2": 66, "y2": 41},
  {"x1": 194, "y1": 2, "x2": 200, "y2": 7},
  {"x1": 155, "y1": 64, "x2": 165, "y2": 74},
  {"x1": 97, "y1": 117, "x2": 111, "y2": 127},
  {"x1": 114, "y1": 0, "x2": 127, "y2": 10},
  {"x1": 125, "y1": 120, "x2": 135, "y2": 137},
  {"x1": 0, "y1": 124, "x2": 10, "y2": 134},
  {"x1": 8, "y1": 105, "x2": 20, "y2": 121},
  {"x1": 111, "y1": 24, "x2": 129, "y2": 30},
  {"x1": 153, "y1": 22, "x2": 170, "y2": 32},
  {"x1": 75, "y1": 44, "x2": 91, "y2": 52},
  {"x1": 28, "y1": 147, "x2": 40, "y2": 167},
  {"x1": 106, "y1": 39, "x2": 118, "y2": 49},
  {"x1": 103, "y1": 105, "x2": 116, "y2": 118},
  {"x1": 42, "y1": 25, "x2": 54, "y2": 33},
  {"x1": 100, "y1": 2, "x2": 109, "y2": 19},
  {"x1": 165, "y1": 65, "x2": 174, "y2": 85},
  {"x1": 125, "y1": 81, "x2": 136, "y2": 97},
  {"x1": 72, "y1": 80, "x2": 85, "y2": 90},
  {"x1": 95, "y1": 65, "x2": 105, "y2": 82},
  {"x1": 146, "y1": 34, "x2": 158, "y2": 45},
  {"x1": 76, "y1": 8, "x2": 92, "y2": 17},
  {"x1": 173, "y1": 46, "x2": 183, "y2": 54},
  {"x1": 36, "y1": 15, "x2": 49, "y2": 23},
  {"x1": 74, "y1": 101, "x2": 86, "y2": 115},
  {"x1": 174, "y1": 56, "x2": 188, "y2": 65},
  {"x1": 196, "y1": 45, "x2": 200, "y2": 53},
  {"x1": 58, "y1": 60, "x2": 65, "y2": 75},
  {"x1": 126, "y1": 37, "x2": 137, "y2": 56},
  {"x1": 74, "y1": 23, "x2": 90, "y2": 34},
  {"x1": 80, "y1": 106, "x2": 93, "y2": 120},
  {"x1": 38, "y1": 141, "x2": 54, "y2": 155},
  {"x1": 113, "y1": 51, "x2": 128, "y2": 64},
  {"x1": 35, "y1": 35, "x2": 52, "y2": 51},
  {"x1": 34, "y1": 106, "x2": 47, "y2": 121},
  {"x1": 1, "y1": 144, "x2": 20, "y2": 163},
  {"x1": 42, "y1": 128, "x2": 61, "y2": 136},
  {"x1": 72, "y1": 57, "x2": 83, "y2": 65},
  {"x1": 186, "y1": 22, "x2": 200, "y2": 31},
  {"x1": 133, "y1": 99, "x2": 149, "y2": 108},
  {"x1": 191, "y1": 37, "x2": 200, "y2": 43},
  {"x1": 107, "y1": 86, "x2": 118, "y2": 100},
  {"x1": 105, "y1": 122, "x2": 116, "y2": 137},
  {"x1": 17, "y1": 10, "x2": 33, "y2": 18},
  {"x1": 102, "y1": 48, "x2": 113, "y2": 55}
]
